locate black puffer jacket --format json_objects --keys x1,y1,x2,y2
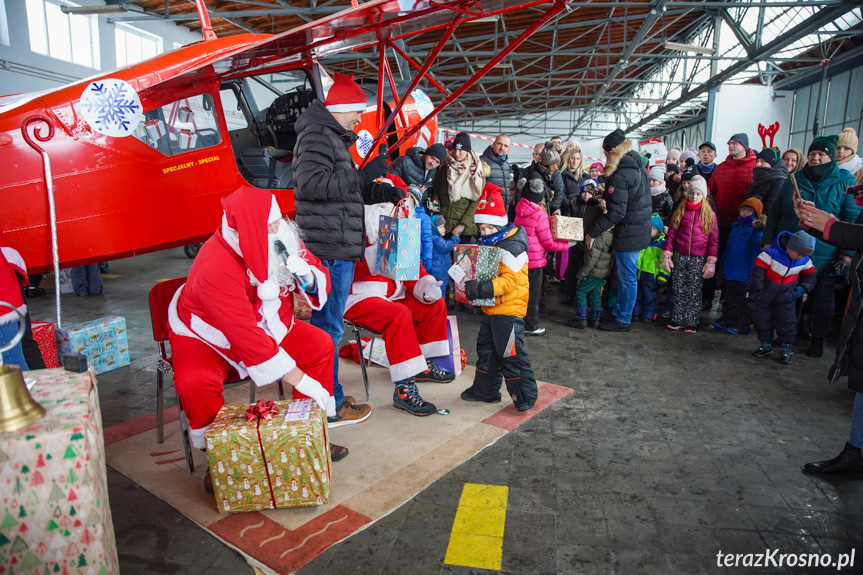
[
  {"x1": 389, "y1": 147, "x2": 438, "y2": 190},
  {"x1": 480, "y1": 146, "x2": 512, "y2": 207},
  {"x1": 561, "y1": 169, "x2": 588, "y2": 216},
  {"x1": 585, "y1": 140, "x2": 652, "y2": 252},
  {"x1": 745, "y1": 162, "x2": 788, "y2": 216},
  {"x1": 292, "y1": 101, "x2": 393, "y2": 261}
]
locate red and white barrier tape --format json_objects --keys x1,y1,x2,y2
[{"x1": 441, "y1": 128, "x2": 603, "y2": 163}]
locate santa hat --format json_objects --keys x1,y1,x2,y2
[
  {"x1": 385, "y1": 173, "x2": 407, "y2": 192},
  {"x1": 221, "y1": 187, "x2": 283, "y2": 301},
  {"x1": 473, "y1": 183, "x2": 508, "y2": 227},
  {"x1": 324, "y1": 74, "x2": 367, "y2": 113}
]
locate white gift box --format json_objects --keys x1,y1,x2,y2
[
  {"x1": 178, "y1": 129, "x2": 197, "y2": 149},
  {"x1": 145, "y1": 119, "x2": 165, "y2": 140},
  {"x1": 178, "y1": 106, "x2": 194, "y2": 123}
]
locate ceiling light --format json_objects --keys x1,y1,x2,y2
[
  {"x1": 664, "y1": 41, "x2": 715, "y2": 55},
  {"x1": 468, "y1": 16, "x2": 499, "y2": 23},
  {"x1": 61, "y1": 3, "x2": 144, "y2": 15},
  {"x1": 630, "y1": 98, "x2": 666, "y2": 104}
]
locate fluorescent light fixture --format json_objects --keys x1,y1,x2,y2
[
  {"x1": 630, "y1": 98, "x2": 666, "y2": 104},
  {"x1": 664, "y1": 41, "x2": 715, "y2": 55},
  {"x1": 61, "y1": 3, "x2": 144, "y2": 15},
  {"x1": 468, "y1": 15, "x2": 499, "y2": 23}
]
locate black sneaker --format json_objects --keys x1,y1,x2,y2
[
  {"x1": 460, "y1": 388, "x2": 501, "y2": 403},
  {"x1": 415, "y1": 361, "x2": 455, "y2": 383},
  {"x1": 753, "y1": 343, "x2": 773, "y2": 358},
  {"x1": 806, "y1": 339, "x2": 824, "y2": 358},
  {"x1": 598, "y1": 320, "x2": 630, "y2": 332},
  {"x1": 393, "y1": 382, "x2": 436, "y2": 416},
  {"x1": 666, "y1": 322, "x2": 684, "y2": 331},
  {"x1": 525, "y1": 327, "x2": 546, "y2": 336}
]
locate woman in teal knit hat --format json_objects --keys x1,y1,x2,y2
[{"x1": 762, "y1": 134, "x2": 860, "y2": 357}]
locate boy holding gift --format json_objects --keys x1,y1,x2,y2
[{"x1": 460, "y1": 186, "x2": 537, "y2": 411}]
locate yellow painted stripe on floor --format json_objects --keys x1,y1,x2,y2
[
  {"x1": 444, "y1": 483, "x2": 508, "y2": 570},
  {"x1": 100, "y1": 273, "x2": 123, "y2": 279}
]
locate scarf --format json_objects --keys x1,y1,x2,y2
[
  {"x1": 838, "y1": 154, "x2": 863, "y2": 176},
  {"x1": 802, "y1": 161, "x2": 836, "y2": 184},
  {"x1": 685, "y1": 200, "x2": 702, "y2": 210},
  {"x1": 480, "y1": 223, "x2": 515, "y2": 245},
  {"x1": 738, "y1": 213, "x2": 757, "y2": 227},
  {"x1": 650, "y1": 181, "x2": 667, "y2": 197},
  {"x1": 698, "y1": 163, "x2": 715, "y2": 173},
  {"x1": 445, "y1": 150, "x2": 484, "y2": 202}
]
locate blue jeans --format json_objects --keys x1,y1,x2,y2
[
  {"x1": 70, "y1": 264, "x2": 102, "y2": 295},
  {"x1": 850, "y1": 393, "x2": 863, "y2": 449},
  {"x1": 310, "y1": 260, "x2": 354, "y2": 406},
  {"x1": 612, "y1": 250, "x2": 640, "y2": 324},
  {"x1": 0, "y1": 320, "x2": 30, "y2": 370}
]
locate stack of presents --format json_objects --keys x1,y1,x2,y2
[{"x1": 27, "y1": 316, "x2": 130, "y2": 375}]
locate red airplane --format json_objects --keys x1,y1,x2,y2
[{"x1": 1, "y1": 0, "x2": 566, "y2": 274}]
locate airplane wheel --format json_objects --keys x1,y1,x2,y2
[{"x1": 184, "y1": 243, "x2": 202, "y2": 259}]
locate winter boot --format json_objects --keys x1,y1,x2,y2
[
  {"x1": 393, "y1": 380, "x2": 436, "y2": 416},
  {"x1": 587, "y1": 307, "x2": 603, "y2": 328},
  {"x1": 806, "y1": 338, "x2": 824, "y2": 358},
  {"x1": 567, "y1": 307, "x2": 587, "y2": 329},
  {"x1": 804, "y1": 442, "x2": 863, "y2": 475},
  {"x1": 753, "y1": 342, "x2": 773, "y2": 358},
  {"x1": 415, "y1": 360, "x2": 455, "y2": 383},
  {"x1": 779, "y1": 343, "x2": 793, "y2": 365}
]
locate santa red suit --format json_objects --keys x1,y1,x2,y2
[
  {"x1": 0, "y1": 231, "x2": 27, "y2": 327},
  {"x1": 343, "y1": 200, "x2": 449, "y2": 383},
  {"x1": 168, "y1": 187, "x2": 336, "y2": 449}
]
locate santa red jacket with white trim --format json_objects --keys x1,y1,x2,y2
[
  {"x1": 169, "y1": 227, "x2": 330, "y2": 386},
  {"x1": 0, "y1": 231, "x2": 27, "y2": 327}
]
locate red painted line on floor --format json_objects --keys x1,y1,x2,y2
[
  {"x1": 150, "y1": 450, "x2": 180, "y2": 457},
  {"x1": 104, "y1": 409, "x2": 180, "y2": 445},
  {"x1": 481, "y1": 383, "x2": 573, "y2": 431},
  {"x1": 154, "y1": 457, "x2": 187, "y2": 465}
]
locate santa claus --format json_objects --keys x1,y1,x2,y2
[
  {"x1": 343, "y1": 177, "x2": 454, "y2": 416},
  {"x1": 167, "y1": 187, "x2": 348, "y2": 470}
]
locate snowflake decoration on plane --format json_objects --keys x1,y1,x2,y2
[{"x1": 80, "y1": 78, "x2": 143, "y2": 137}]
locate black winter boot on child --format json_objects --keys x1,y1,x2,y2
[
  {"x1": 779, "y1": 343, "x2": 793, "y2": 365},
  {"x1": 568, "y1": 307, "x2": 587, "y2": 329},
  {"x1": 393, "y1": 380, "x2": 436, "y2": 416},
  {"x1": 806, "y1": 338, "x2": 824, "y2": 358},
  {"x1": 587, "y1": 308, "x2": 602, "y2": 328},
  {"x1": 753, "y1": 342, "x2": 773, "y2": 358}
]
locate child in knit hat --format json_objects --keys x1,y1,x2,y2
[
  {"x1": 751, "y1": 230, "x2": 817, "y2": 364},
  {"x1": 430, "y1": 215, "x2": 460, "y2": 300},
  {"x1": 714, "y1": 196, "x2": 765, "y2": 335},
  {"x1": 837, "y1": 128, "x2": 863, "y2": 183},
  {"x1": 649, "y1": 165, "x2": 673, "y2": 226},
  {"x1": 568, "y1": 206, "x2": 614, "y2": 329},
  {"x1": 632, "y1": 214, "x2": 670, "y2": 322}
]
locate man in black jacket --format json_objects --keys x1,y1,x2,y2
[
  {"x1": 389, "y1": 143, "x2": 446, "y2": 200},
  {"x1": 293, "y1": 74, "x2": 403, "y2": 427},
  {"x1": 480, "y1": 135, "x2": 513, "y2": 210},
  {"x1": 584, "y1": 128, "x2": 652, "y2": 332}
]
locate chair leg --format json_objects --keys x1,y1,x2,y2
[
  {"x1": 354, "y1": 326, "x2": 372, "y2": 402},
  {"x1": 156, "y1": 371, "x2": 164, "y2": 444},
  {"x1": 249, "y1": 383, "x2": 256, "y2": 404},
  {"x1": 178, "y1": 404, "x2": 195, "y2": 474},
  {"x1": 277, "y1": 380, "x2": 285, "y2": 401}
]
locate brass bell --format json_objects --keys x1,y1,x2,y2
[{"x1": 0, "y1": 364, "x2": 46, "y2": 434}]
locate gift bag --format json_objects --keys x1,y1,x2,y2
[
  {"x1": 452, "y1": 244, "x2": 499, "y2": 306},
  {"x1": 550, "y1": 215, "x2": 584, "y2": 241},
  {"x1": 435, "y1": 315, "x2": 462, "y2": 378},
  {"x1": 31, "y1": 321, "x2": 60, "y2": 368},
  {"x1": 375, "y1": 201, "x2": 421, "y2": 281},
  {"x1": 554, "y1": 249, "x2": 569, "y2": 281}
]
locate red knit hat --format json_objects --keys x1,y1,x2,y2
[
  {"x1": 473, "y1": 183, "x2": 508, "y2": 227},
  {"x1": 221, "y1": 187, "x2": 282, "y2": 301},
  {"x1": 324, "y1": 74, "x2": 367, "y2": 113}
]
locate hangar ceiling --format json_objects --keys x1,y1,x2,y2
[{"x1": 112, "y1": 0, "x2": 862, "y2": 139}]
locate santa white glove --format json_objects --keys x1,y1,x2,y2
[
  {"x1": 286, "y1": 254, "x2": 315, "y2": 289},
  {"x1": 293, "y1": 374, "x2": 329, "y2": 413},
  {"x1": 414, "y1": 275, "x2": 443, "y2": 303}
]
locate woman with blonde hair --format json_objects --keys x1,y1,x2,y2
[{"x1": 782, "y1": 148, "x2": 804, "y2": 174}]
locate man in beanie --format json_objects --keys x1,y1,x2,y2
[
  {"x1": 751, "y1": 230, "x2": 817, "y2": 364},
  {"x1": 837, "y1": 128, "x2": 863, "y2": 183},
  {"x1": 583, "y1": 128, "x2": 652, "y2": 331},
  {"x1": 762, "y1": 134, "x2": 860, "y2": 358},
  {"x1": 480, "y1": 135, "x2": 514, "y2": 210},
  {"x1": 744, "y1": 148, "x2": 788, "y2": 217},
  {"x1": 168, "y1": 187, "x2": 349, "y2": 483},
  {"x1": 389, "y1": 142, "x2": 447, "y2": 196},
  {"x1": 293, "y1": 73, "x2": 405, "y2": 427}
]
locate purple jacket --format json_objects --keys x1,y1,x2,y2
[
  {"x1": 514, "y1": 198, "x2": 570, "y2": 269},
  {"x1": 663, "y1": 201, "x2": 719, "y2": 259}
]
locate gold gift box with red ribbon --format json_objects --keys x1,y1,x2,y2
[{"x1": 205, "y1": 399, "x2": 331, "y2": 513}]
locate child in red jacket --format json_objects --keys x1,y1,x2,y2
[
  {"x1": 662, "y1": 175, "x2": 719, "y2": 333},
  {"x1": 514, "y1": 181, "x2": 573, "y2": 336}
]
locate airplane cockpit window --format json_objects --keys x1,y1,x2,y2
[{"x1": 133, "y1": 93, "x2": 221, "y2": 156}]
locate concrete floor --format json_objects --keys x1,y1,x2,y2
[{"x1": 27, "y1": 248, "x2": 863, "y2": 574}]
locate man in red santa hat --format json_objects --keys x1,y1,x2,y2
[
  {"x1": 343, "y1": 176, "x2": 454, "y2": 416},
  {"x1": 168, "y1": 187, "x2": 348, "y2": 479}
]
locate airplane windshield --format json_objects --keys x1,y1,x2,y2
[{"x1": 133, "y1": 93, "x2": 221, "y2": 156}]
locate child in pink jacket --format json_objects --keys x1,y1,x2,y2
[
  {"x1": 662, "y1": 175, "x2": 719, "y2": 333},
  {"x1": 514, "y1": 184, "x2": 573, "y2": 336}
]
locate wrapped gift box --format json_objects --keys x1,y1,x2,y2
[
  {"x1": 293, "y1": 292, "x2": 312, "y2": 320},
  {"x1": 56, "y1": 316, "x2": 129, "y2": 375},
  {"x1": 453, "y1": 245, "x2": 499, "y2": 306},
  {"x1": 177, "y1": 129, "x2": 197, "y2": 149},
  {"x1": 0, "y1": 369, "x2": 119, "y2": 574},
  {"x1": 177, "y1": 105, "x2": 194, "y2": 123},
  {"x1": 550, "y1": 215, "x2": 584, "y2": 241},
  {"x1": 375, "y1": 211, "x2": 421, "y2": 282},
  {"x1": 206, "y1": 399, "x2": 331, "y2": 513},
  {"x1": 31, "y1": 321, "x2": 60, "y2": 368},
  {"x1": 145, "y1": 118, "x2": 165, "y2": 140}
]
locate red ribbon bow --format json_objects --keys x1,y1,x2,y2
[{"x1": 245, "y1": 399, "x2": 279, "y2": 421}]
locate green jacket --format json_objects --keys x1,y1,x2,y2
[
  {"x1": 637, "y1": 234, "x2": 670, "y2": 281},
  {"x1": 763, "y1": 164, "x2": 859, "y2": 275},
  {"x1": 577, "y1": 229, "x2": 614, "y2": 280}
]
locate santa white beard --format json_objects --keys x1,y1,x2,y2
[{"x1": 267, "y1": 219, "x2": 305, "y2": 295}]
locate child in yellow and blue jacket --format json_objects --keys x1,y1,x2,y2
[
  {"x1": 633, "y1": 214, "x2": 670, "y2": 322},
  {"x1": 461, "y1": 185, "x2": 537, "y2": 411}
]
